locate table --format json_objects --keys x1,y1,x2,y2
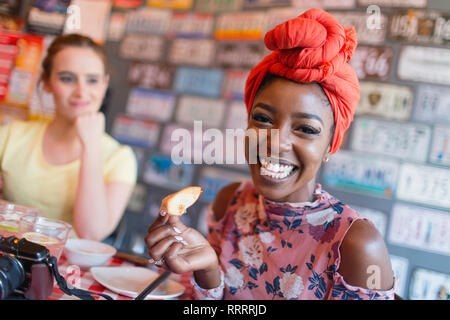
[{"x1": 48, "y1": 256, "x2": 193, "y2": 300}]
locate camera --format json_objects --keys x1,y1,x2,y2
[{"x1": 0, "y1": 235, "x2": 54, "y2": 300}]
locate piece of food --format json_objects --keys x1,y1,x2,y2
[{"x1": 161, "y1": 186, "x2": 203, "y2": 216}]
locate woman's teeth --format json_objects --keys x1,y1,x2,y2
[{"x1": 260, "y1": 158, "x2": 295, "y2": 179}]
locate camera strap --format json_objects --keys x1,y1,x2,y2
[{"x1": 46, "y1": 256, "x2": 114, "y2": 300}]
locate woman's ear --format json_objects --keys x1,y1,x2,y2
[
  {"x1": 102, "y1": 73, "x2": 110, "y2": 93},
  {"x1": 323, "y1": 146, "x2": 331, "y2": 163},
  {"x1": 105, "y1": 73, "x2": 110, "y2": 84}
]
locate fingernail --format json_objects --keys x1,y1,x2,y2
[
  {"x1": 173, "y1": 227, "x2": 182, "y2": 234},
  {"x1": 154, "y1": 259, "x2": 164, "y2": 266},
  {"x1": 174, "y1": 235, "x2": 188, "y2": 245},
  {"x1": 174, "y1": 235, "x2": 184, "y2": 242}
]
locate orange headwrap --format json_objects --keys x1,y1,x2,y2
[{"x1": 244, "y1": 8, "x2": 360, "y2": 154}]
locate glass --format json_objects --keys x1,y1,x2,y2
[
  {"x1": 18, "y1": 215, "x2": 72, "y2": 260},
  {"x1": 0, "y1": 201, "x2": 41, "y2": 238}
]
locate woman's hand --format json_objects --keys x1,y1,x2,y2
[
  {"x1": 145, "y1": 208, "x2": 219, "y2": 276},
  {"x1": 75, "y1": 112, "x2": 105, "y2": 149}
]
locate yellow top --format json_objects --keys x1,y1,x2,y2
[{"x1": 0, "y1": 120, "x2": 137, "y2": 226}]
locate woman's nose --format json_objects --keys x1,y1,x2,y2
[
  {"x1": 268, "y1": 125, "x2": 293, "y2": 156},
  {"x1": 73, "y1": 80, "x2": 86, "y2": 96}
]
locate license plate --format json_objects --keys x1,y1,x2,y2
[
  {"x1": 266, "y1": 7, "x2": 303, "y2": 32},
  {"x1": 357, "y1": 0, "x2": 426, "y2": 6},
  {"x1": 128, "y1": 62, "x2": 175, "y2": 90},
  {"x1": 389, "y1": 255, "x2": 409, "y2": 298},
  {"x1": 350, "y1": 118, "x2": 431, "y2": 162},
  {"x1": 389, "y1": 9, "x2": 450, "y2": 45},
  {"x1": 350, "y1": 46, "x2": 393, "y2": 81},
  {"x1": 398, "y1": 46, "x2": 450, "y2": 86},
  {"x1": 27, "y1": 6, "x2": 67, "y2": 35},
  {"x1": 167, "y1": 12, "x2": 214, "y2": 38},
  {"x1": 357, "y1": 81, "x2": 413, "y2": 120},
  {"x1": 396, "y1": 163, "x2": 450, "y2": 209},
  {"x1": 292, "y1": 0, "x2": 355, "y2": 8},
  {"x1": 175, "y1": 95, "x2": 226, "y2": 127},
  {"x1": 173, "y1": 67, "x2": 224, "y2": 97},
  {"x1": 225, "y1": 100, "x2": 248, "y2": 130},
  {"x1": 199, "y1": 167, "x2": 250, "y2": 202},
  {"x1": 7, "y1": 69, "x2": 33, "y2": 105},
  {"x1": 389, "y1": 203, "x2": 450, "y2": 256},
  {"x1": 358, "y1": 0, "x2": 428, "y2": 8},
  {"x1": 168, "y1": 39, "x2": 215, "y2": 66},
  {"x1": 322, "y1": 150, "x2": 399, "y2": 197},
  {"x1": 125, "y1": 88, "x2": 175, "y2": 122},
  {"x1": 194, "y1": 0, "x2": 243, "y2": 13},
  {"x1": 159, "y1": 123, "x2": 204, "y2": 163},
  {"x1": 243, "y1": 0, "x2": 290, "y2": 8},
  {"x1": 348, "y1": 204, "x2": 387, "y2": 236},
  {"x1": 112, "y1": 114, "x2": 160, "y2": 149},
  {"x1": 113, "y1": 0, "x2": 142, "y2": 9},
  {"x1": 143, "y1": 152, "x2": 194, "y2": 189},
  {"x1": 429, "y1": 126, "x2": 450, "y2": 166},
  {"x1": 409, "y1": 268, "x2": 450, "y2": 300},
  {"x1": 160, "y1": 123, "x2": 243, "y2": 165},
  {"x1": 65, "y1": 0, "x2": 111, "y2": 43},
  {"x1": 222, "y1": 69, "x2": 250, "y2": 100},
  {"x1": 215, "y1": 42, "x2": 265, "y2": 68},
  {"x1": 119, "y1": 34, "x2": 164, "y2": 61},
  {"x1": 125, "y1": 7, "x2": 171, "y2": 34},
  {"x1": 412, "y1": 85, "x2": 450, "y2": 124},
  {"x1": 330, "y1": 11, "x2": 388, "y2": 45},
  {"x1": 130, "y1": 146, "x2": 146, "y2": 176},
  {"x1": 215, "y1": 12, "x2": 267, "y2": 40},
  {"x1": 146, "y1": 0, "x2": 193, "y2": 9},
  {"x1": 107, "y1": 12, "x2": 127, "y2": 41}
]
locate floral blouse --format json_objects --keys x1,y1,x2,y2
[{"x1": 191, "y1": 181, "x2": 396, "y2": 300}]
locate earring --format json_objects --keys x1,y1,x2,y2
[{"x1": 324, "y1": 156, "x2": 330, "y2": 163}]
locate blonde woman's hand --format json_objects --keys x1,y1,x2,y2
[{"x1": 75, "y1": 112, "x2": 105, "y2": 149}]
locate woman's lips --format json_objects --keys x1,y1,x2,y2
[
  {"x1": 70, "y1": 101, "x2": 90, "y2": 107},
  {"x1": 257, "y1": 156, "x2": 299, "y2": 183}
]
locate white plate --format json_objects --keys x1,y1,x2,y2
[{"x1": 90, "y1": 267, "x2": 185, "y2": 300}]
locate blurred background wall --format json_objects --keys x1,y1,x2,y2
[{"x1": 0, "y1": 0, "x2": 448, "y2": 300}]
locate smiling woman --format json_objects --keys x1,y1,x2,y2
[
  {"x1": 0, "y1": 34, "x2": 137, "y2": 241},
  {"x1": 145, "y1": 8, "x2": 395, "y2": 301},
  {"x1": 246, "y1": 78, "x2": 334, "y2": 203}
]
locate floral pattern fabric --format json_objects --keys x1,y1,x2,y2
[{"x1": 192, "y1": 181, "x2": 395, "y2": 300}]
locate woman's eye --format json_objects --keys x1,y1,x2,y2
[
  {"x1": 87, "y1": 78, "x2": 99, "y2": 84},
  {"x1": 59, "y1": 76, "x2": 74, "y2": 83},
  {"x1": 298, "y1": 125, "x2": 321, "y2": 135},
  {"x1": 252, "y1": 113, "x2": 272, "y2": 124}
]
